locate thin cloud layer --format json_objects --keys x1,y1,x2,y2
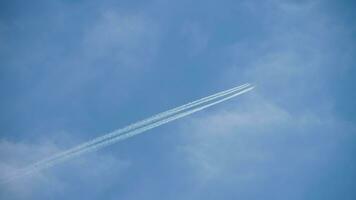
[
  {"x1": 1, "y1": 0, "x2": 355, "y2": 199},
  {"x1": 0, "y1": 135, "x2": 130, "y2": 199}
]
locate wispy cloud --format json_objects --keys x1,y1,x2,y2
[
  {"x1": 0, "y1": 133, "x2": 130, "y2": 199},
  {"x1": 175, "y1": 1, "x2": 356, "y2": 197},
  {"x1": 179, "y1": 94, "x2": 355, "y2": 195}
]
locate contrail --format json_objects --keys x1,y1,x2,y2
[
  {"x1": 5, "y1": 84, "x2": 254, "y2": 182},
  {"x1": 23, "y1": 83, "x2": 251, "y2": 169}
]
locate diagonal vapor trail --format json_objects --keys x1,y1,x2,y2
[
  {"x1": 25, "y1": 83, "x2": 251, "y2": 169},
  {"x1": 5, "y1": 84, "x2": 254, "y2": 182}
]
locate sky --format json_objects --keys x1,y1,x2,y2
[{"x1": 0, "y1": 0, "x2": 355, "y2": 199}]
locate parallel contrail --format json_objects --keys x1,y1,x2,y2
[
  {"x1": 5, "y1": 84, "x2": 254, "y2": 182},
  {"x1": 24, "y1": 84, "x2": 251, "y2": 169}
]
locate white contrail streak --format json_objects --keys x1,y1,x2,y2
[
  {"x1": 5, "y1": 84, "x2": 254, "y2": 182},
  {"x1": 24, "y1": 84, "x2": 250, "y2": 168}
]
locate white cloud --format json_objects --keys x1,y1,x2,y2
[
  {"x1": 176, "y1": 1, "x2": 355, "y2": 191},
  {"x1": 178, "y1": 93, "x2": 353, "y2": 191},
  {"x1": 0, "y1": 132, "x2": 130, "y2": 199}
]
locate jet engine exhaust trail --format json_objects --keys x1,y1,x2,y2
[
  {"x1": 4, "y1": 84, "x2": 254, "y2": 182},
  {"x1": 23, "y1": 84, "x2": 251, "y2": 170}
]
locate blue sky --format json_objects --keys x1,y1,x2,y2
[{"x1": 0, "y1": 0, "x2": 355, "y2": 199}]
